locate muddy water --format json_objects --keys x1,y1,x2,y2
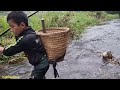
[{"x1": 1, "y1": 19, "x2": 120, "y2": 79}]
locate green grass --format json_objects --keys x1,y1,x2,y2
[
  {"x1": 0, "y1": 11, "x2": 119, "y2": 63},
  {"x1": 0, "y1": 16, "x2": 9, "y2": 32}
]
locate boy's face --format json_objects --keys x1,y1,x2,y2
[{"x1": 8, "y1": 19, "x2": 26, "y2": 36}]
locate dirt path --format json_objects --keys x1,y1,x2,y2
[{"x1": 1, "y1": 19, "x2": 120, "y2": 79}]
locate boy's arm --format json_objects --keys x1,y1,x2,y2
[
  {"x1": 1, "y1": 34, "x2": 37, "y2": 56},
  {"x1": 3, "y1": 43, "x2": 25, "y2": 56},
  {"x1": 2, "y1": 36, "x2": 27, "y2": 56}
]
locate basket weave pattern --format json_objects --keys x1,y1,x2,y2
[{"x1": 36, "y1": 27, "x2": 70, "y2": 61}]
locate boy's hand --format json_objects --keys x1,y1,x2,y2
[{"x1": 0, "y1": 46, "x2": 4, "y2": 54}]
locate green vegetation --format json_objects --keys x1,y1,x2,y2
[
  {"x1": 28, "y1": 11, "x2": 119, "y2": 38},
  {"x1": 0, "y1": 11, "x2": 119, "y2": 63}
]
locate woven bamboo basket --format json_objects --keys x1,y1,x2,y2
[{"x1": 36, "y1": 27, "x2": 70, "y2": 62}]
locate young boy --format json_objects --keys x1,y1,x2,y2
[{"x1": 0, "y1": 11, "x2": 49, "y2": 79}]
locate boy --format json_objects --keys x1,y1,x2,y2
[{"x1": 0, "y1": 11, "x2": 49, "y2": 79}]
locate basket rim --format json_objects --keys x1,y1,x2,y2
[{"x1": 36, "y1": 27, "x2": 70, "y2": 36}]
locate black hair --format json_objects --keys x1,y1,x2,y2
[{"x1": 7, "y1": 11, "x2": 28, "y2": 26}]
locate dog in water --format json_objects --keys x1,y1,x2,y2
[
  {"x1": 102, "y1": 51, "x2": 120, "y2": 65},
  {"x1": 102, "y1": 51, "x2": 113, "y2": 60},
  {"x1": 102, "y1": 51, "x2": 114, "y2": 64}
]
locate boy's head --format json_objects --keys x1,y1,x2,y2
[{"x1": 7, "y1": 11, "x2": 28, "y2": 36}]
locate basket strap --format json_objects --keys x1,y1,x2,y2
[
  {"x1": 52, "y1": 62, "x2": 59, "y2": 78},
  {"x1": 36, "y1": 34, "x2": 48, "y2": 57},
  {"x1": 50, "y1": 52, "x2": 66, "y2": 78}
]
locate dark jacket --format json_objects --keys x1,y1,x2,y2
[{"x1": 3, "y1": 27, "x2": 49, "y2": 66}]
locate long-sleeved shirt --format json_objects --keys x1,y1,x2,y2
[{"x1": 3, "y1": 26, "x2": 49, "y2": 67}]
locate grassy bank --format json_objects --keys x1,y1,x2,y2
[
  {"x1": 0, "y1": 11, "x2": 119, "y2": 63},
  {"x1": 29, "y1": 11, "x2": 119, "y2": 39}
]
